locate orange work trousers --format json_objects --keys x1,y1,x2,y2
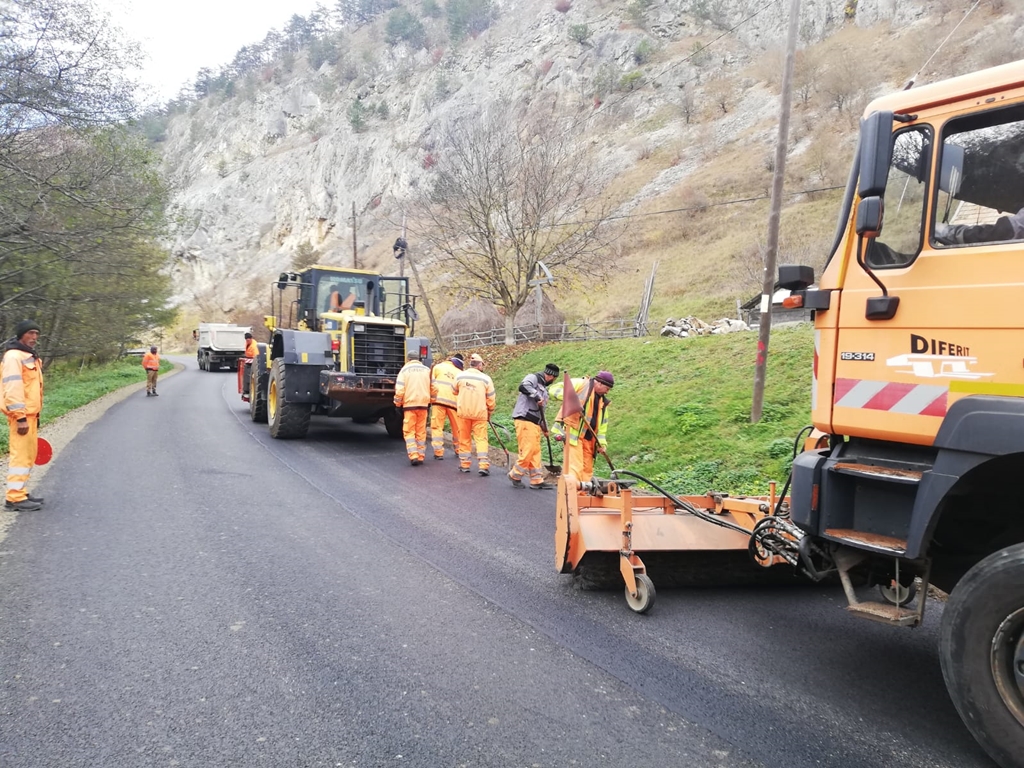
[
  {"x1": 6, "y1": 414, "x2": 38, "y2": 503},
  {"x1": 402, "y1": 409, "x2": 428, "y2": 461},
  {"x1": 430, "y1": 405, "x2": 461, "y2": 458},
  {"x1": 455, "y1": 417, "x2": 489, "y2": 471},
  {"x1": 509, "y1": 420, "x2": 545, "y2": 486}
]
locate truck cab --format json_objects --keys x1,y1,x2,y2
[{"x1": 780, "y1": 60, "x2": 1024, "y2": 767}]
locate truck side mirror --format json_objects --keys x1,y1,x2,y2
[
  {"x1": 778, "y1": 265, "x2": 814, "y2": 291},
  {"x1": 277, "y1": 272, "x2": 288, "y2": 290},
  {"x1": 858, "y1": 111, "x2": 894, "y2": 199},
  {"x1": 856, "y1": 196, "x2": 884, "y2": 237}
]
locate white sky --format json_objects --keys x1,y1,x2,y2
[{"x1": 94, "y1": 0, "x2": 327, "y2": 105}]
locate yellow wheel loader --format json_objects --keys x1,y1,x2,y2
[
  {"x1": 244, "y1": 265, "x2": 430, "y2": 439},
  {"x1": 556, "y1": 59, "x2": 1024, "y2": 767}
]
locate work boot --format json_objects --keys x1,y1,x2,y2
[
  {"x1": 530, "y1": 482, "x2": 556, "y2": 490},
  {"x1": 410, "y1": 458, "x2": 423, "y2": 466},
  {"x1": 478, "y1": 468, "x2": 490, "y2": 476},
  {"x1": 152, "y1": 391, "x2": 159, "y2": 396},
  {"x1": 5, "y1": 499, "x2": 42, "y2": 511},
  {"x1": 434, "y1": 454, "x2": 444, "y2": 460},
  {"x1": 27, "y1": 493, "x2": 44, "y2": 504},
  {"x1": 508, "y1": 473, "x2": 524, "y2": 488},
  {"x1": 146, "y1": 391, "x2": 152, "y2": 396},
  {"x1": 459, "y1": 467, "x2": 471, "y2": 473}
]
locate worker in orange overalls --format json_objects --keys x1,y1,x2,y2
[
  {"x1": 2, "y1": 320, "x2": 45, "y2": 511},
  {"x1": 452, "y1": 353, "x2": 496, "y2": 476},
  {"x1": 551, "y1": 371, "x2": 614, "y2": 483},
  {"x1": 244, "y1": 332, "x2": 259, "y2": 359},
  {"x1": 394, "y1": 352, "x2": 432, "y2": 465},
  {"x1": 429, "y1": 352, "x2": 464, "y2": 460},
  {"x1": 142, "y1": 346, "x2": 160, "y2": 397}
]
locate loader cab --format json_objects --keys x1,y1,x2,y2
[{"x1": 784, "y1": 67, "x2": 1024, "y2": 446}]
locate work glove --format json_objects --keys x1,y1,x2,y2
[
  {"x1": 16, "y1": 418, "x2": 28, "y2": 436},
  {"x1": 596, "y1": 444, "x2": 607, "y2": 456}
]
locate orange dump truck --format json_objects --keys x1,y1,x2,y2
[{"x1": 556, "y1": 59, "x2": 1024, "y2": 767}]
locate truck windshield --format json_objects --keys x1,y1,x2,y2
[
  {"x1": 866, "y1": 127, "x2": 930, "y2": 268},
  {"x1": 933, "y1": 104, "x2": 1024, "y2": 248}
]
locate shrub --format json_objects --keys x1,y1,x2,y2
[
  {"x1": 633, "y1": 39, "x2": 654, "y2": 64},
  {"x1": 569, "y1": 23, "x2": 591, "y2": 44},
  {"x1": 347, "y1": 100, "x2": 368, "y2": 132},
  {"x1": 618, "y1": 70, "x2": 645, "y2": 92},
  {"x1": 385, "y1": 8, "x2": 427, "y2": 48}
]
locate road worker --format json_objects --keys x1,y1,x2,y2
[
  {"x1": 550, "y1": 370, "x2": 614, "y2": 484},
  {"x1": 508, "y1": 363, "x2": 559, "y2": 490},
  {"x1": 2, "y1": 320, "x2": 45, "y2": 511},
  {"x1": 244, "y1": 332, "x2": 259, "y2": 359},
  {"x1": 394, "y1": 352, "x2": 432, "y2": 465},
  {"x1": 241, "y1": 332, "x2": 259, "y2": 398},
  {"x1": 452, "y1": 353, "x2": 496, "y2": 476},
  {"x1": 142, "y1": 346, "x2": 160, "y2": 397},
  {"x1": 429, "y1": 352, "x2": 464, "y2": 460}
]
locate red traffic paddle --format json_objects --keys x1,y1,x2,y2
[{"x1": 35, "y1": 437, "x2": 53, "y2": 466}]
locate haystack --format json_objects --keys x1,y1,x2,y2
[
  {"x1": 439, "y1": 299, "x2": 504, "y2": 346},
  {"x1": 514, "y1": 290, "x2": 566, "y2": 341}
]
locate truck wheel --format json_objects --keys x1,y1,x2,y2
[
  {"x1": 198, "y1": 353, "x2": 205, "y2": 370},
  {"x1": 249, "y1": 370, "x2": 268, "y2": 424},
  {"x1": 940, "y1": 543, "x2": 1024, "y2": 768},
  {"x1": 267, "y1": 359, "x2": 310, "y2": 439},
  {"x1": 383, "y1": 408, "x2": 403, "y2": 439},
  {"x1": 206, "y1": 354, "x2": 218, "y2": 372}
]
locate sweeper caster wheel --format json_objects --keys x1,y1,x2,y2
[{"x1": 625, "y1": 574, "x2": 656, "y2": 614}]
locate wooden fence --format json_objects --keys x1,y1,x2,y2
[{"x1": 446, "y1": 318, "x2": 648, "y2": 350}]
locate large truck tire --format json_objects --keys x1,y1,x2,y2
[
  {"x1": 939, "y1": 542, "x2": 1024, "y2": 768},
  {"x1": 267, "y1": 359, "x2": 310, "y2": 439},
  {"x1": 249, "y1": 368, "x2": 268, "y2": 424},
  {"x1": 206, "y1": 353, "x2": 217, "y2": 372},
  {"x1": 383, "y1": 407, "x2": 403, "y2": 439}
]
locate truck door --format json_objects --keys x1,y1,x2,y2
[{"x1": 832, "y1": 105, "x2": 1024, "y2": 445}]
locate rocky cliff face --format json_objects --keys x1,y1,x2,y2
[{"x1": 159, "y1": 0, "x2": 933, "y2": 318}]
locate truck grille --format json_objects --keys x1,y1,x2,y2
[{"x1": 352, "y1": 325, "x2": 405, "y2": 376}]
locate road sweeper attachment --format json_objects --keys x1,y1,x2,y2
[{"x1": 555, "y1": 469, "x2": 827, "y2": 614}]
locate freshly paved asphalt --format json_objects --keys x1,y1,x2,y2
[{"x1": 0, "y1": 357, "x2": 995, "y2": 767}]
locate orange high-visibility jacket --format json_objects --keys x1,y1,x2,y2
[
  {"x1": 453, "y1": 368, "x2": 496, "y2": 421},
  {"x1": 1, "y1": 349, "x2": 43, "y2": 420},
  {"x1": 244, "y1": 338, "x2": 259, "y2": 358},
  {"x1": 141, "y1": 352, "x2": 160, "y2": 371},
  {"x1": 430, "y1": 359, "x2": 460, "y2": 409},
  {"x1": 394, "y1": 360, "x2": 432, "y2": 409}
]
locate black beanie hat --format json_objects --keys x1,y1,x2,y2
[
  {"x1": 14, "y1": 320, "x2": 40, "y2": 339},
  {"x1": 544, "y1": 363, "x2": 559, "y2": 377}
]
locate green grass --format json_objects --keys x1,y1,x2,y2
[
  {"x1": 0, "y1": 357, "x2": 173, "y2": 455},
  {"x1": 488, "y1": 325, "x2": 815, "y2": 495}
]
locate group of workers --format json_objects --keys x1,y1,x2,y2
[{"x1": 395, "y1": 349, "x2": 615, "y2": 487}]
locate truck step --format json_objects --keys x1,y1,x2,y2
[
  {"x1": 825, "y1": 528, "x2": 907, "y2": 554},
  {"x1": 845, "y1": 600, "x2": 921, "y2": 627},
  {"x1": 830, "y1": 462, "x2": 922, "y2": 485}
]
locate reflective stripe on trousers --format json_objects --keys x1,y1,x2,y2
[
  {"x1": 456, "y1": 417, "x2": 489, "y2": 470},
  {"x1": 430, "y1": 405, "x2": 461, "y2": 456},
  {"x1": 403, "y1": 409, "x2": 427, "y2": 461}
]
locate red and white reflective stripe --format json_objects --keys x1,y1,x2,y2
[
  {"x1": 811, "y1": 331, "x2": 819, "y2": 411},
  {"x1": 834, "y1": 378, "x2": 948, "y2": 417}
]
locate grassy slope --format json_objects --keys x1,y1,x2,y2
[
  {"x1": 486, "y1": 324, "x2": 814, "y2": 494},
  {"x1": 0, "y1": 358, "x2": 172, "y2": 455}
]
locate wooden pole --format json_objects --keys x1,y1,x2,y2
[
  {"x1": 404, "y1": 244, "x2": 447, "y2": 358},
  {"x1": 751, "y1": 0, "x2": 801, "y2": 423}
]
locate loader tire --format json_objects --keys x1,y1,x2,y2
[
  {"x1": 249, "y1": 368, "x2": 268, "y2": 424},
  {"x1": 267, "y1": 359, "x2": 310, "y2": 439},
  {"x1": 940, "y1": 543, "x2": 1024, "y2": 768},
  {"x1": 383, "y1": 407, "x2": 403, "y2": 439}
]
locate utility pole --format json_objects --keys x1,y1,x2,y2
[
  {"x1": 351, "y1": 201, "x2": 358, "y2": 270},
  {"x1": 400, "y1": 213, "x2": 406, "y2": 279},
  {"x1": 751, "y1": 0, "x2": 801, "y2": 423}
]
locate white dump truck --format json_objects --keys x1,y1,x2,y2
[{"x1": 196, "y1": 323, "x2": 250, "y2": 372}]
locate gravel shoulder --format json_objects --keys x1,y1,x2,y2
[{"x1": 0, "y1": 364, "x2": 184, "y2": 546}]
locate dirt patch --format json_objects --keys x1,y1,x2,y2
[{"x1": 0, "y1": 365, "x2": 184, "y2": 547}]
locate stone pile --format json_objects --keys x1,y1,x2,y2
[{"x1": 659, "y1": 316, "x2": 750, "y2": 338}]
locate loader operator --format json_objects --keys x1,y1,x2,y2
[
  {"x1": 2, "y1": 320, "x2": 45, "y2": 511},
  {"x1": 452, "y1": 353, "x2": 496, "y2": 476},
  {"x1": 551, "y1": 371, "x2": 613, "y2": 484},
  {"x1": 394, "y1": 352, "x2": 432, "y2": 466},
  {"x1": 508, "y1": 363, "x2": 559, "y2": 490},
  {"x1": 429, "y1": 352, "x2": 464, "y2": 460},
  {"x1": 934, "y1": 206, "x2": 1024, "y2": 245}
]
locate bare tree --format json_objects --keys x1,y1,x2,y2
[{"x1": 409, "y1": 102, "x2": 618, "y2": 344}]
